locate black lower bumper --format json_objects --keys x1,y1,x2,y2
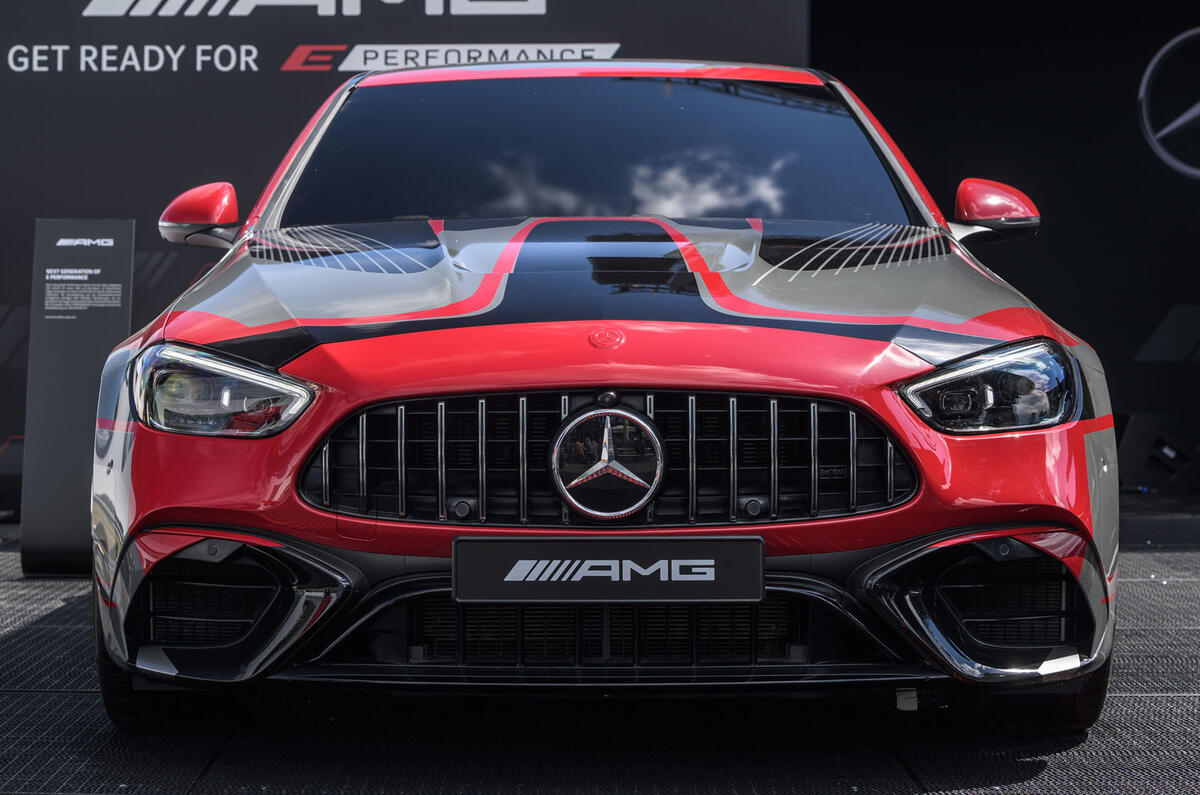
[
  {"x1": 271, "y1": 568, "x2": 935, "y2": 688},
  {"x1": 103, "y1": 524, "x2": 1113, "y2": 691}
]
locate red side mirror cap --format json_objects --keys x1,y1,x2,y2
[
  {"x1": 953, "y1": 178, "x2": 1039, "y2": 243},
  {"x1": 159, "y1": 182, "x2": 240, "y2": 248}
]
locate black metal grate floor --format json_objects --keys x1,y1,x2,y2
[{"x1": 1, "y1": 525, "x2": 1198, "y2": 795}]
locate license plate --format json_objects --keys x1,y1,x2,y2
[{"x1": 452, "y1": 537, "x2": 764, "y2": 603}]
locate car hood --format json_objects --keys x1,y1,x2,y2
[{"x1": 165, "y1": 217, "x2": 1064, "y2": 369}]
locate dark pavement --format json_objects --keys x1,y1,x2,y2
[{"x1": 1, "y1": 508, "x2": 1197, "y2": 794}]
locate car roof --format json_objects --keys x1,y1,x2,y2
[{"x1": 356, "y1": 59, "x2": 824, "y2": 89}]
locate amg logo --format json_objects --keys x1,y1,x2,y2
[
  {"x1": 83, "y1": 0, "x2": 545, "y2": 17},
  {"x1": 504, "y1": 559, "x2": 715, "y2": 583},
  {"x1": 56, "y1": 238, "x2": 114, "y2": 247}
]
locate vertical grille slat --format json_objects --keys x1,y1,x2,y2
[
  {"x1": 357, "y1": 414, "x2": 368, "y2": 513},
  {"x1": 477, "y1": 399, "x2": 487, "y2": 523},
  {"x1": 436, "y1": 400, "x2": 447, "y2": 521},
  {"x1": 320, "y1": 442, "x2": 330, "y2": 507},
  {"x1": 847, "y1": 409, "x2": 858, "y2": 514},
  {"x1": 687, "y1": 394, "x2": 697, "y2": 523},
  {"x1": 728, "y1": 396, "x2": 738, "y2": 521},
  {"x1": 560, "y1": 395, "x2": 570, "y2": 524},
  {"x1": 518, "y1": 396, "x2": 529, "y2": 525},
  {"x1": 809, "y1": 403, "x2": 820, "y2": 517},
  {"x1": 768, "y1": 398, "x2": 779, "y2": 519},
  {"x1": 302, "y1": 390, "x2": 917, "y2": 527},
  {"x1": 886, "y1": 437, "x2": 895, "y2": 504},
  {"x1": 397, "y1": 405, "x2": 406, "y2": 518}
]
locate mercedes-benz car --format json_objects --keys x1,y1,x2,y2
[{"x1": 92, "y1": 60, "x2": 1117, "y2": 732}]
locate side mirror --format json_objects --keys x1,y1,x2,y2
[
  {"x1": 951, "y1": 178, "x2": 1039, "y2": 244},
  {"x1": 158, "y1": 182, "x2": 240, "y2": 249}
]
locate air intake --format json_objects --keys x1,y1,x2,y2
[{"x1": 132, "y1": 550, "x2": 279, "y2": 648}]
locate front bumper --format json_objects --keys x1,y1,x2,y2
[
  {"x1": 91, "y1": 323, "x2": 1119, "y2": 692},
  {"x1": 96, "y1": 523, "x2": 1113, "y2": 691}
]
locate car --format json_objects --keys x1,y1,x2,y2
[{"x1": 92, "y1": 60, "x2": 1117, "y2": 732}]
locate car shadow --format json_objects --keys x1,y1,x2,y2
[
  {"x1": 0, "y1": 580, "x2": 1091, "y2": 794},
  {"x1": 200, "y1": 686, "x2": 1087, "y2": 793}
]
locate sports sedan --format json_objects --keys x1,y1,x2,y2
[{"x1": 92, "y1": 60, "x2": 1117, "y2": 732}]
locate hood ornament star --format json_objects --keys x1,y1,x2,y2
[{"x1": 566, "y1": 415, "x2": 651, "y2": 490}]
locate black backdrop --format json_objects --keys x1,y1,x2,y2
[
  {"x1": 3, "y1": 2, "x2": 1200, "y2": 516},
  {"x1": 813, "y1": 4, "x2": 1200, "y2": 489}
]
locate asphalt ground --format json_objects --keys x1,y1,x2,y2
[{"x1": 1, "y1": 508, "x2": 1197, "y2": 795}]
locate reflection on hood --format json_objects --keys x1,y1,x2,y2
[{"x1": 167, "y1": 217, "x2": 1046, "y2": 368}]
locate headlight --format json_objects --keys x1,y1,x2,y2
[
  {"x1": 899, "y1": 339, "x2": 1078, "y2": 434},
  {"x1": 132, "y1": 344, "x2": 312, "y2": 437}
]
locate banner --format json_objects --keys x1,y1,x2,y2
[{"x1": 21, "y1": 219, "x2": 134, "y2": 573}]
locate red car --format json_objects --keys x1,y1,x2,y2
[{"x1": 92, "y1": 61, "x2": 1117, "y2": 731}]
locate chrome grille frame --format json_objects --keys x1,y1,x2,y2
[{"x1": 298, "y1": 390, "x2": 918, "y2": 528}]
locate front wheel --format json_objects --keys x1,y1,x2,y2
[
  {"x1": 94, "y1": 588, "x2": 250, "y2": 731},
  {"x1": 95, "y1": 591, "x2": 165, "y2": 731}
]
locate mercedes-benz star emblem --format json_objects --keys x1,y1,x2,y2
[
  {"x1": 550, "y1": 407, "x2": 664, "y2": 520},
  {"x1": 1139, "y1": 27, "x2": 1200, "y2": 179},
  {"x1": 588, "y1": 327, "x2": 626, "y2": 350}
]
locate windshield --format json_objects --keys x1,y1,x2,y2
[{"x1": 278, "y1": 76, "x2": 915, "y2": 228}]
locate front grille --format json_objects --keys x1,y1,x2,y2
[
  {"x1": 935, "y1": 555, "x2": 1090, "y2": 649},
  {"x1": 330, "y1": 591, "x2": 888, "y2": 668},
  {"x1": 134, "y1": 551, "x2": 279, "y2": 648},
  {"x1": 299, "y1": 390, "x2": 916, "y2": 528}
]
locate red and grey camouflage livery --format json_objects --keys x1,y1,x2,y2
[{"x1": 91, "y1": 61, "x2": 1116, "y2": 731}]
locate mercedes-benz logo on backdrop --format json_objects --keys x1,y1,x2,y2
[
  {"x1": 1139, "y1": 28, "x2": 1200, "y2": 179},
  {"x1": 551, "y1": 408, "x2": 664, "y2": 520}
]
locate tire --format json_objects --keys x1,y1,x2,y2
[
  {"x1": 958, "y1": 657, "x2": 1112, "y2": 734},
  {"x1": 95, "y1": 588, "x2": 257, "y2": 731},
  {"x1": 94, "y1": 590, "x2": 156, "y2": 732}
]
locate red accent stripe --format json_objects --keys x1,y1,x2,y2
[
  {"x1": 746, "y1": 218, "x2": 763, "y2": 233},
  {"x1": 428, "y1": 219, "x2": 444, "y2": 236},
  {"x1": 360, "y1": 63, "x2": 822, "y2": 89}
]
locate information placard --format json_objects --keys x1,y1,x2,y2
[{"x1": 21, "y1": 219, "x2": 134, "y2": 574}]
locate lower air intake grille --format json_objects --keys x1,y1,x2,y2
[
  {"x1": 299, "y1": 390, "x2": 917, "y2": 528},
  {"x1": 135, "y1": 551, "x2": 279, "y2": 648},
  {"x1": 349, "y1": 592, "x2": 885, "y2": 668},
  {"x1": 936, "y1": 555, "x2": 1089, "y2": 649}
]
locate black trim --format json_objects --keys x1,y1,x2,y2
[
  {"x1": 207, "y1": 308, "x2": 1001, "y2": 370},
  {"x1": 960, "y1": 217, "x2": 1041, "y2": 245}
]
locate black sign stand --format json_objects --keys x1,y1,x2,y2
[{"x1": 21, "y1": 219, "x2": 134, "y2": 575}]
